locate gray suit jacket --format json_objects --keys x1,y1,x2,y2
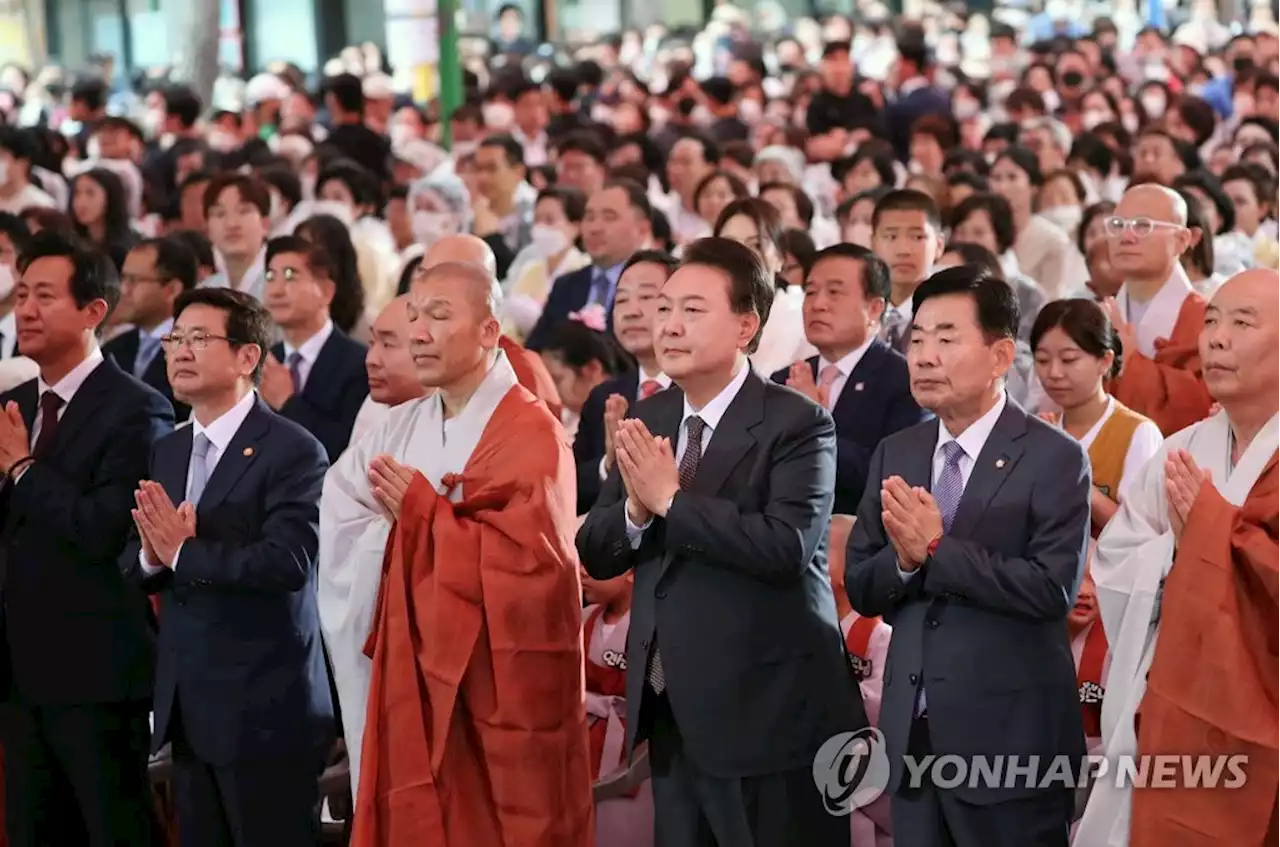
[
  {"x1": 577, "y1": 370, "x2": 867, "y2": 778},
  {"x1": 845, "y1": 399, "x2": 1090, "y2": 804}
]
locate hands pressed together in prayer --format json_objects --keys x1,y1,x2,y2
[
  {"x1": 0, "y1": 402, "x2": 31, "y2": 473},
  {"x1": 259, "y1": 355, "x2": 296, "y2": 411},
  {"x1": 1165, "y1": 449, "x2": 1211, "y2": 543},
  {"x1": 881, "y1": 476, "x2": 943, "y2": 572},
  {"x1": 132, "y1": 481, "x2": 197, "y2": 568},
  {"x1": 369, "y1": 455, "x2": 417, "y2": 520},
  {"x1": 615, "y1": 419, "x2": 679, "y2": 525},
  {"x1": 786, "y1": 362, "x2": 826, "y2": 407},
  {"x1": 602, "y1": 394, "x2": 629, "y2": 473}
]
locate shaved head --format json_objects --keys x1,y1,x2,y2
[
  {"x1": 373, "y1": 294, "x2": 412, "y2": 332},
  {"x1": 1200, "y1": 268, "x2": 1279, "y2": 415},
  {"x1": 1117, "y1": 184, "x2": 1188, "y2": 226},
  {"x1": 422, "y1": 234, "x2": 498, "y2": 277},
  {"x1": 408, "y1": 261, "x2": 503, "y2": 394},
  {"x1": 366, "y1": 295, "x2": 426, "y2": 406}
]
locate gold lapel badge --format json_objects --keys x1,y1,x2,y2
[{"x1": 243, "y1": 447, "x2": 255, "y2": 457}]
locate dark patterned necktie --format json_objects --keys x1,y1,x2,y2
[
  {"x1": 646, "y1": 415, "x2": 706, "y2": 694},
  {"x1": 32, "y1": 391, "x2": 64, "y2": 458}
]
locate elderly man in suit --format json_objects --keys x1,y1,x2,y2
[
  {"x1": 846, "y1": 265, "x2": 1090, "y2": 846},
  {"x1": 772, "y1": 244, "x2": 929, "y2": 514},
  {"x1": 579, "y1": 238, "x2": 863, "y2": 847}
]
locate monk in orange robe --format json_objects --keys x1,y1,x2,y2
[
  {"x1": 1104, "y1": 184, "x2": 1214, "y2": 436},
  {"x1": 1081, "y1": 269, "x2": 1279, "y2": 845},
  {"x1": 353, "y1": 260, "x2": 592, "y2": 846},
  {"x1": 419, "y1": 233, "x2": 563, "y2": 417}
]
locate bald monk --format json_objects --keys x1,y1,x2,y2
[
  {"x1": 1079, "y1": 269, "x2": 1279, "y2": 846},
  {"x1": 1102, "y1": 185, "x2": 1214, "y2": 436},
  {"x1": 328, "y1": 261, "x2": 592, "y2": 845},
  {"x1": 420, "y1": 234, "x2": 562, "y2": 417},
  {"x1": 350, "y1": 295, "x2": 431, "y2": 445}
]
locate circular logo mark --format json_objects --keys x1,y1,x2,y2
[{"x1": 812, "y1": 727, "x2": 891, "y2": 816}]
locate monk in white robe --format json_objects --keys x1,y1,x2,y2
[
  {"x1": 1079, "y1": 269, "x2": 1279, "y2": 846},
  {"x1": 349, "y1": 295, "x2": 429, "y2": 445}
]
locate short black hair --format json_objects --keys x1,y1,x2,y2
[
  {"x1": 17, "y1": 230, "x2": 121, "y2": 332},
  {"x1": 872, "y1": 189, "x2": 942, "y2": 232},
  {"x1": 163, "y1": 85, "x2": 202, "y2": 128},
  {"x1": 599, "y1": 178, "x2": 652, "y2": 220},
  {"x1": 950, "y1": 193, "x2": 1016, "y2": 254},
  {"x1": 557, "y1": 132, "x2": 607, "y2": 165},
  {"x1": 172, "y1": 287, "x2": 274, "y2": 383},
  {"x1": 809, "y1": 243, "x2": 891, "y2": 303},
  {"x1": 478, "y1": 133, "x2": 526, "y2": 169},
  {"x1": 257, "y1": 165, "x2": 303, "y2": 212},
  {"x1": 1222, "y1": 162, "x2": 1273, "y2": 212},
  {"x1": 760, "y1": 182, "x2": 814, "y2": 227},
  {"x1": 833, "y1": 146, "x2": 896, "y2": 189},
  {"x1": 1030, "y1": 298, "x2": 1122, "y2": 380},
  {"x1": 70, "y1": 77, "x2": 108, "y2": 112},
  {"x1": 0, "y1": 212, "x2": 31, "y2": 257},
  {"x1": 714, "y1": 197, "x2": 785, "y2": 256},
  {"x1": 536, "y1": 186, "x2": 587, "y2": 222},
  {"x1": 1173, "y1": 169, "x2": 1234, "y2": 234},
  {"x1": 203, "y1": 171, "x2": 272, "y2": 217},
  {"x1": 0, "y1": 126, "x2": 35, "y2": 162},
  {"x1": 912, "y1": 264, "x2": 1019, "y2": 344},
  {"x1": 679, "y1": 237, "x2": 775, "y2": 354},
  {"x1": 940, "y1": 241, "x2": 1005, "y2": 281},
  {"x1": 546, "y1": 68, "x2": 581, "y2": 104},
  {"x1": 132, "y1": 236, "x2": 199, "y2": 292},
  {"x1": 325, "y1": 73, "x2": 366, "y2": 115},
  {"x1": 674, "y1": 131, "x2": 721, "y2": 166},
  {"x1": 946, "y1": 170, "x2": 989, "y2": 194},
  {"x1": 168, "y1": 228, "x2": 216, "y2": 271},
  {"x1": 995, "y1": 147, "x2": 1045, "y2": 187},
  {"x1": 315, "y1": 159, "x2": 382, "y2": 208},
  {"x1": 1068, "y1": 133, "x2": 1115, "y2": 178},
  {"x1": 622, "y1": 249, "x2": 680, "y2": 277}
]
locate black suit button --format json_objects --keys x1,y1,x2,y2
[
  {"x1": 909, "y1": 673, "x2": 919, "y2": 684},
  {"x1": 640, "y1": 639, "x2": 649, "y2": 650},
  {"x1": 655, "y1": 588, "x2": 667, "y2": 599}
]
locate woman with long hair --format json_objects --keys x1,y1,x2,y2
[
  {"x1": 295, "y1": 214, "x2": 366, "y2": 336},
  {"x1": 69, "y1": 168, "x2": 135, "y2": 269}
]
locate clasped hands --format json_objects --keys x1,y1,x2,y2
[
  {"x1": 369, "y1": 455, "x2": 417, "y2": 520},
  {"x1": 881, "y1": 476, "x2": 944, "y2": 572},
  {"x1": 614, "y1": 419, "x2": 679, "y2": 525},
  {"x1": 132, "y1": 482, "x2": 196, "y2": 568},
  {"x1": 0, "y1": 401, "x2": 31, "y2": 472},
  {"x1": 1165, "y1": 449, "x2": 1210, "y2": 543}
]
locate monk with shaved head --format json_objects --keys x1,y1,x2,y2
[
  {"x1": 420, "y1": 234, "x2": 562, "y2": 416},
  {"x1": 1102, "y1": 184, "x2": 1214, "y2": 435},
  {"x1": 347, "y1": 295, "x2": 428, "y2": 445},
  {"x1": 1080, "y1": 268, "x2": 1280, "y2": 846},
  {"x1": 319, "y1": 259, "x2": 593, "y2": 845}
]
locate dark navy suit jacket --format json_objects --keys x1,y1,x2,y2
[
  {"x1": 771, "y1": 340, "x2": 929, "y2": 515},
  {"x1": 573, "y1": 370, "x2": 640, "y2": 514},
  {"x1": 103, "y1": 326, "x2": 190, "y2": 421},
  {"x1": 886, "y1": 85, "x2": 952, "y2": 162},
  {"x1": 524, "y1": 265, "x2": 614, "y2": 351},
  {"x1": 122, "y1": 398, "x2": 334, "y2": 766},
  {"x1": 271, "y1": 329, "x2": 368, "y2": 462}
]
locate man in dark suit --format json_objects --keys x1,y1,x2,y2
[
  {"x1": 125, "y1": 286, "x2": 333, "y2": 847},
  {"x1": 258, "y1": 235, "x2": 369, "y2": 461},
  {"x1": 578, "y1": 239, "x2": 863, "y2": 847},
  {"x1": 772, "y1": 244, "x2": 929, "y2": 514},
  {"x1": 885, "y1": 35, "x2": 952, "y2": 163},
  {"x1": 0, "y1": 231, "x2": 174, "y2": 846},
  {"x1": 104, "y1": 235, "x2": 200, "y2": 420},
  {"x1": 525, "y1": 179, "x2": 653, "y2": 350},
  {"x1": 845, "y1": 266, "x2": 1090, "y2": 846},
  {"x1": 574, "y1": 250, "x2": 677, "y2": 513}
]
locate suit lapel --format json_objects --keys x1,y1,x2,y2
[
  {"x1": 13, "y1": 381, "x2": 36, "y2": 434},
  {"x1": 948, "y1": 403, "x2": 1028, "y2": 539},
  {"x1": 806, "y1": 356, "x2": 819, "y2": 380},
  {"x1": 301, "y1": 333, "x2": 342, "y2": 407},
  {"x1": 688, "y1": 370, "x2": 763, "y2": 498},
  {"x1": 831, "y1": 342, "x2": 886, "y2": 420},
  {"x1": 43, "y1": 359, "x2": 119, "y2": 455},
  {"x1": 158, "y1": 427, "x2": 192, "y2": 505},
  {"x1": 197, "y1": 399, "x2": 271, "y2": 512}
]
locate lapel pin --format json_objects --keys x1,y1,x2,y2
[
  {"x1": 854, "y1": 382, "x2": 865, "y2": 392},
  {"x1": 996, "y1": 458, "x2": 1006, "y2": 469},
  {"x1": 243, "y1": 447, "x2": 255, "y2": 457}
]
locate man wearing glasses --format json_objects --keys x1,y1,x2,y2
[
  {"x1": 103, "y1": 236, "x2": 199, "y2": 421},
  {"x1": 1101, "y1": 184, "x2": 1215, "y2": 436},
  {"x1": 125, "y1": 287, "x2": 334, "y2": 847}
]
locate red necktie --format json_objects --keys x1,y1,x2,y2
[
  {"x1": 640, "y1": 379, "x2": 662, "y2": 400},
  {"x1": 33, "y1": 391, "x2": 64, "y2": 457}
]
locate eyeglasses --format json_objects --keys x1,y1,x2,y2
[
  {"x1": 1104, "y1": 216, "x2": 1185, "y2": 239},
  {"x1": 264, "y1": 267, "x2": 303, "y2": 283},
  {"x1": 160, "y1": 332, "x2": 233, "y2": 352}
]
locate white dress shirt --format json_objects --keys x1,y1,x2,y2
[
  {"x1": 625, "y1": 363, "x2": 751, "y2": 543},
  {"x1": 817, "y1": 337, "x2": 874, "y2": 411},
  {"x1": 140, "y1": 389, "x2": 257, "y2": 573},
  {"x1": 282, "y1": 320, "x2": 334, "y2": 392},
  {"x1": 0, "y1": 310, "x2": 16, "y2": 359},
  {"x1": 30, "y1": 348, "x2": 105, "y2": 448}
]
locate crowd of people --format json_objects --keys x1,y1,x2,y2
[{"x1": 0, "y1": 5, "x2": 1275, "y2": 847}]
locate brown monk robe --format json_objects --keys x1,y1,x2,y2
[
  {"x1": 1130, "y1": 453, "x2": 1279, "y2": 846},
  {"x1": 500, "y1": 334, "x2": 562, "y2": 418},
  {"x1": 1107, "y1": 293, "x2": 1213, "y2": 437},
  {"x1": 353, "y1": 261, "x2": 592, "y2": 846}
]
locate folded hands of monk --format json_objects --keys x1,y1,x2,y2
[
  {"x1": 370, "y1": 455, "x2": 417, "y2": 521},
  {"x1": 615, "y1": 419, "x2": 678, "y2": 520},
  {"x1": 1165, "y1": 449, "x2": 1211, "y2": 543}
]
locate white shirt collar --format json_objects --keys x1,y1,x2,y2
[
  {"x1": 191, "y1": 389, "x2": 257, "y2": 454},
  {"x1": 935, "y1": 391, "x2": 1008, "y2": 461},
  {"x1": 638, "y1": 365, "x2": 671, "y2": 389},
  {"x1": 284, "y1": 319, "x2": 334, "y2": 364},
  {"x1": 37, "y1": 347, "x2": 104, "y2": 404},
  {"x1": 820, "y1": 336, "x2": 875, "y2": 378},
  {"x1": 681, "y1": 361, "x2": 751, "y2": 433},
  {"x1": 889, "y1": 298, "x2": 913, "y2": 320}
]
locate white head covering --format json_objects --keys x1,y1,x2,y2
[
  {"x1": 754, "y1": 146, "x2": 807, "y2": 184},
  {"x1": 362, "y1": 73, "x2": 395, "y2": 102},
  {"x1": 245, "y1": 73, "x2": 291, "y2": 107},
  {"x1": 392, "y1": 139, "x2": 449, "y2": 177},
  {"x1": 410, "y1": 170, "x2": 473, "y2": 231}
]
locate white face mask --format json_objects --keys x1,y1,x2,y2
[
  {"x1": 1041, "y1": 89, "x2": 1061, "y2": 112},
  {"x1": 413, "y1": 211, "x2": 456, "y2": 246},
  {"x1": 690, "y1": 105, "x2": 713, "y2": 127},
  {"x1": 1040, "y1": 204, "x2": 1083, "y2": 233},
  {"x1": 529, "y1": 224, "x2": 570, "y2": 257},
  {"x1": 1121, "y1": 113, "x2": 1140, "y2": 133},
  {"x1": 738, "y1": 99, "x2": 763, "y2": 124},
  {"x1": 481, "y1": 102, "x2": 515, "y2": 132},
  {"x1": 0, "y1": 264, "x2": 14, "y2": 301},
  {"x1": 1081, "y1": 109, "x2": 1111, "y2": 130},
  {"x1": 846, "y1": 222, "x2": 873, "y2": 247},
  {"x1": 1141, "y1": 95, "x2": 1167, "y2": 119},
  {"x1": 390, "y1": 123, "x2": 417, "y2": 148},
  {"x1": 954, "y1": 99, "x2": 980, "y2": 121},
  {"x1": 648, "y1": 106, "x2": 672, "y2": 129}
]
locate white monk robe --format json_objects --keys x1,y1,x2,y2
[
  {"x1": 318, "y1": 350, "x2": 520, "y2": 800},
  {"x1": 1076, "y1": 409, "x2": 1280, "y2": 845}
]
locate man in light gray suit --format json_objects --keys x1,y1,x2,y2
[{"x1": 846, "y1": 265, "x2": 1090, "y2": 846}]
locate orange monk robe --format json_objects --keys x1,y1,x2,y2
[
  {"x1": 500, "y1": 335, "x2": 562, "y2": 418},
  {"x1": 1109, "y1": 294, "x2": 1214, "y2": 437},
  {"x1": 1130, "y1": 454, "x2": 1279, "y2": 847},
  {"x1": 353, "y1": 384, "x2": 593, "y2": 847}
]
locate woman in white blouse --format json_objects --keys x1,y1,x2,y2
[
  {"x1": 1031, "y1": 299, "x2": 1164, "y2": 537},
  {"x1": 712, "y1": 197, "x2": 815, "y2": 376},
  {"x1": 501, "y1": 187, "x2": 590, "y2": 341}
]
